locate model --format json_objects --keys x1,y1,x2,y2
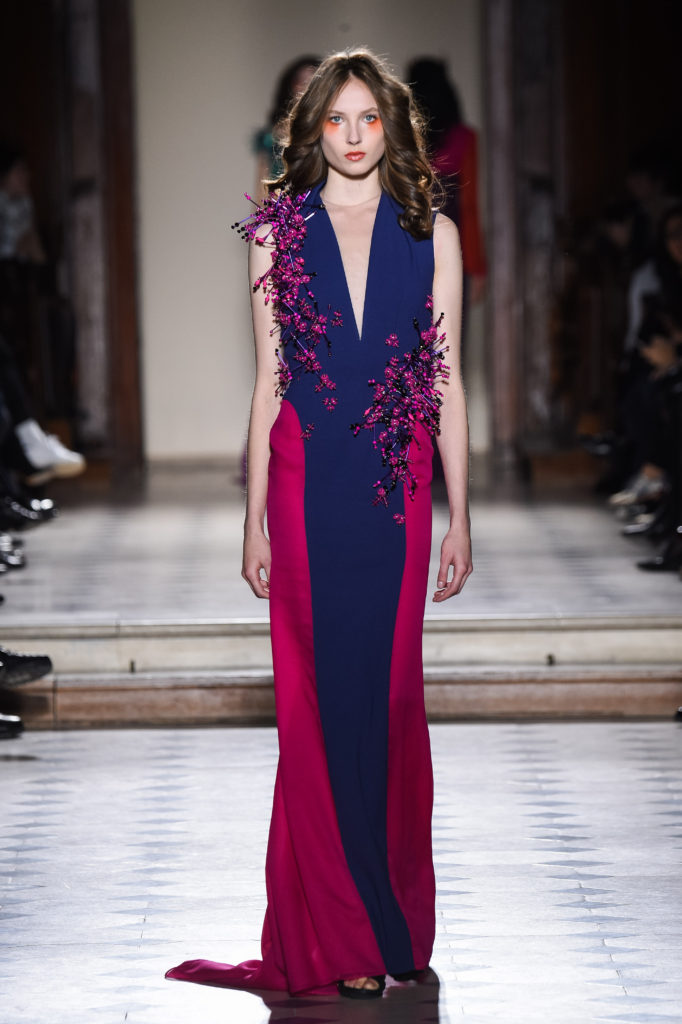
[{"x1": 167, "y1": 46, "x2": 472, "y2": 1000}]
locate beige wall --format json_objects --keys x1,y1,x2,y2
[{"x1": 133, "y1": 0, "x2": 489, "y2": 460}]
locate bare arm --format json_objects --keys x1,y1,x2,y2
[
  {"x1": 241, "y1": 230, "x2": 282, "y2": 599},
  {"x1": 431, "y1": 213, "x2": 473, "y2": 601}
]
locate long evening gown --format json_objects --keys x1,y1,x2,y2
[{"x1": 167, "y1": 182, "x2": 444, "y2": 996}]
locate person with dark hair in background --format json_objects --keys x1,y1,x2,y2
[
  {"x1": 609, "y1": 204, "x2": 682, "y2": 511},
  {"x1": 0, "y1": 145, "x2": 45, "y2": 266},
  {"x1": 0, "y1": 146, "x2": 85, "y2": 482},
  {"x1": 626, "y1": 144, "x2": 679, "y2": 266},
  {"x1": 406, "y1": 57, "x2": 486, "y2": 325},
  {"x1": 252, "y1": 55, "x2": 321, "y2": 201},
  {"x1": 168, "y1": 47, "x2": 471, "y2": 1000},
  {"x1": 625, "y1": 203, "x2": 682, "y2": 353},
  {"x1": 620, "y1": 303, "x2": 682, "y2": 572},
  {"x1": 240, "y1": 57, "x2": 324, "y2": 485}
]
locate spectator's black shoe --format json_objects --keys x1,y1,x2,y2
[
  {"x1": 0, "y1": 533, "x2": 26, "y2": 570},
  {"x1": 622, "y1": 513, "x2": 656, "y2": 536},
  {"x1": 636, "y1": 553, "x2": 682, "y2": 572},
  {"x1": 0, "y1": 712, "x2": 24, "y2": 739},
  {"x1": 579, "y1": 432, "x2": 616, "y2": 457},
  {"x1": 0, "y1": 495, "x2": 43, "y2": 531},
  {"x1": 622, "y1": 506, "x2": 674, "y2": 540},
  {"x1": 0, "y1": 648, "x2": 53, "y2": 686},
  {"x1": 0, "y1": 468, "x2": 59, "y2": 521},
  {"x1": 0, "y1": 550, "x2": 25, "y2": 570},
  {"x1": 30, "y1": 497, "x2": 59, "y2": 520}
]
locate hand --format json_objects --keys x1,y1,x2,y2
[
  {"x1": 242, "y1": 528, "x2": 271, "y2": 599},
  {"x1": 640, "y1": 336, "x2": 677, "y2": 373},
  {"x1": 432, "y1": 524, "x2": 472, "y2": 602}
]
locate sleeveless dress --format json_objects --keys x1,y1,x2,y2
[{"x1": 167, "y1": 182, "x2": 447, "y2": 996}]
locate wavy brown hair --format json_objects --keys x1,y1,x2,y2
[{"x1": 269, "y1": 48, "x2": 438, "y2": 240}]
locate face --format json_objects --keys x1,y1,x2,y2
[
  {"x1": 320, "y1": 76, "x2": 385, "y2": 178},
  {"x1": 604, "y1": 220, "x2": 631, "y2": 249},
  {"x1": 1, "y1": 160, "x2": 29, "y2": 197},
  {"x1": 626, "y1": 171, "x2": 661, "y2": 203},
  {"x1": 664, "y1": 214, "x2": 682, "y2": 267}
]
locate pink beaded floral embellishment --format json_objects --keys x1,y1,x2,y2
[
  {"x1": 233, "y1": 190, "x2": 341, "y2": 432},
  {"x1": 350, "y1": 298, "x2": 449, "y2": 520}
]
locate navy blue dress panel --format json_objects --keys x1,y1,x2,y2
[{"x1": 277, "y1": 183, "x2": 435, "y2": 974}]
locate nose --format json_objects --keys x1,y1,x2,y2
[{"x1": 346, "y1": 119, "x2": 361, "y2": 145}]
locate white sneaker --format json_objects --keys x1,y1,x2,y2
[
  {"x1": 608, "y1": 472, "x2": 667, "y2": 507},
  {"x1": 44, "y1": 434, "x2": 85, "y2": 478},
  {"x1": 15, "y1": 419, "x2": 85, "y2": 481},
  {"x1": 15, "y1": 419, "x2": 54, "y2": 470}
]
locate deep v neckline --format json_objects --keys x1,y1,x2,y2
[{"x1": 320, "y1": 190, "x2": 384, "y2": 342}]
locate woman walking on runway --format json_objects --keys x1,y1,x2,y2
[{"x1": 167, "y1": 47, "x2": 472, "y2": 1000}]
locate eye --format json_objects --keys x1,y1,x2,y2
[
  {"x1": 327, "y1": 115, "x2": 342, "y2": 124},
  {"x1": 364, "y1": 113, "x2": 380, "y2": 123}
]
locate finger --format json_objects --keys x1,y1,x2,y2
[
  {"x1": 433, "y1": 562, "x2": 471, "y2": 601},
  {"x1": 454, "y1": 564, "x2": 473, "y2": 594},
  {"x1": 251, "y1": 576, "x2": 270, "y2": 599},
  {"x1": 433, "y1": 581, "x2": 457, "y2": 602},
  {"x1": 449, "y1": 563, "x2": 472, "y2": 596},
  {"x1": 243, "y1": 565, "x2": 270, "y2": 600},
  {"x1": 436, "y1": 558, "x2": 452, "y2": 591},
  {"x1": 433, "y1": 565, "x2": 453, "y2": 602}
]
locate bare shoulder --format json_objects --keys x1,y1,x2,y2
[
  {"x1": 248, "y1": 222, "x2": 275, "y2": 276},
  {"x1": 433, "y1": 211, "x2": 460, "y2": 247},
  {"x1": 249, "y1": 221, "x2": 274, "y2": 246},
  {"x1": 433, "y1": 212, "x2": 462, "y2": 269}
]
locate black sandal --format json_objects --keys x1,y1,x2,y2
[{"x1": 337, "y1": 975, "x2": 386, "y2": 999}]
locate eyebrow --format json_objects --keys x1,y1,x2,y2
[{"x1": 327, "y1": 106, "x2": 379, "y2": 115}]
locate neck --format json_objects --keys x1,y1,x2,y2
[{"x1": 320, "y1": 166, "x2": 382, "y2": 207}]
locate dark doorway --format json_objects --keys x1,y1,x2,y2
[
  {"x1": 0, "y1": 0, "x2": 143, "y2": 483},
  {"x1": 484, "y1": 0, "x2": 682, "y2": 480}
]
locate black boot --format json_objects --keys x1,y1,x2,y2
[
  {"x1": 0, "y1": 712, "x2": 23, "y2": 738},
  {"x1": 0, "y1": 648, "x2": 53, "y2": 686}
]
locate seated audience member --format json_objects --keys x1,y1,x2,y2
[
  {"x1": 626, "y1": 145, "x2": 680, "y2": 267},
  {"x1": 624, "y1": 204, "x2": 682, "y2": 353},
  {"x1": 0, "y1": 334, "x2": 84, "y2": 486},
  {"x1": 0, "y1": 145, "x2": 45, "y2": 266},
  {"x1": 611, "y1": 304, "x2": 682, "y2": 571},
  {"x1": 0, "y1": 147, "x2": 85, "y2": 483}
]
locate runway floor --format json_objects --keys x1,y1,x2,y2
[
  {"x1": 3, "y1": 722, "x2": 681, "y2": 1023},
  {"x1": 1, "y1": 470, "x2": 680, "y2": 625}
]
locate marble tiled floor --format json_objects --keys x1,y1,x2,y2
[
  {"x1": 1, "y1": 471, "x2": 679, "y2": 626},
  {"x1": 2, "y1": 722, "x2": 682, "y2": 1023}
]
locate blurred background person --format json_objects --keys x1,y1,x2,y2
[
  {"x1": 242, "y1": 55, "x2": 323, "y2": 483},
  {"x1": 611, "y1": 301, "x2": 681, "y2": 568},
  {"x1": 0, "y1": 144, "x2": 46, "y2": 265},
  {"x1": 252, "y1": 55, "x2": 321, "y2": 201},
  {"x1": 625, "y1": 203, "x2": 682, "y2": 353},
  {"x1": 0, "y1": 144, "x2": 84, "y2": 483},
  {"x1": 626, "y1": 144, "x2": 680, "y2": 267},
  {"x1": 406, "y1": 56, "x2": 486, "y2": 341}
]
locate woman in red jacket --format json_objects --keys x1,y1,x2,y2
[{"x1": 407, "y1": 58, "x2": 486, "y2": 344}]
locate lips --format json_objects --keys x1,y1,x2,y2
[{"x1": 345, "y1": 152, "x2": 365, "y2": 161}]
